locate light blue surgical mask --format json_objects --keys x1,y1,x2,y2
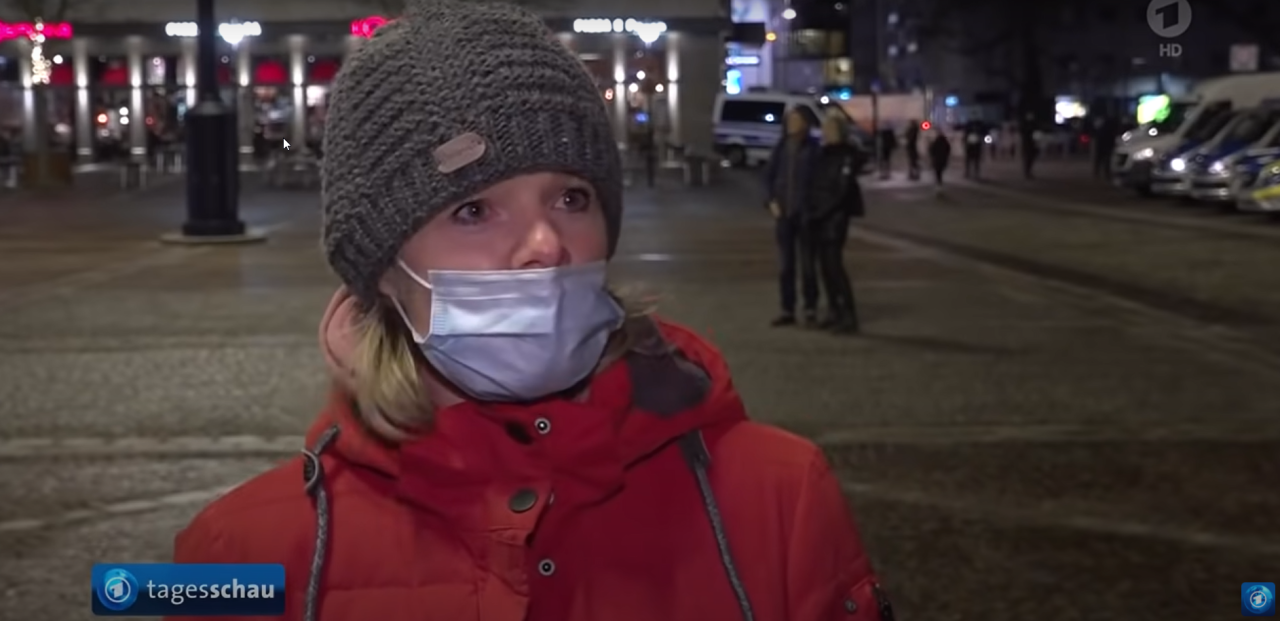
[{"x1": 394, "y1": 260, "x2": 625, "y2": 402}]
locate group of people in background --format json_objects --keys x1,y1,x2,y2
[
  {"x1": 893, "y1": 121, "x2": 957, "y2": 188},
  {"x1": 758, "y1": 108, "x2": 1129, "y2": 332},
  {"x1": 763, "y1": 108, "x2": 865, "y2": 334},
  {"x1": 760, "y1": 109, "x2": 972, "y2": 333},
  {"x1": 876, "y1": 118, "x2": 1050, "y2": 184}
]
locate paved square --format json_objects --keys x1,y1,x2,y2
[{"x1": 1, "y1": 170, "x2": 1276, "y2": 620}]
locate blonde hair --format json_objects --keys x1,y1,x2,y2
[
  {"x1": 348, "y1": 286, "x2": 658, "y2": 442},
  {"x1": 821, "y1": 113, "x2": 847, "y2": 145}
]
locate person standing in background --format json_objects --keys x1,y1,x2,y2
[
  {"x1": 904, "y1": 120, "x2": 921, "y2": 181},
  {"x1": 808, "y1": 114, "x2": 866, "y2": 333},
  {"x1": 1092, "y1": 113, "x2": 1119, "y2": 180},
  {"x1": 962, "y1": 120, "x2": 984, "y2": 179},
  {"x1": 877, "y1": 127, "x2": 897, "y2": 179},
  {"x1": 764, "y1": 108, "x2": 821, "y2": 327},
  {"x1": 929, "y1": 129, "x2": 953, "y2": 195},
  {"x1": 1021, "y1": 114, "x2": 1042, "y2": 179}
]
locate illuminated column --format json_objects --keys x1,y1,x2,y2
[
  {"x1": 126, "y1": 37, "x2": 147, "y2": 157},
  {"x1": 665, "y1": 34, "x2": 680, "y2": 152},
  {"x1": 236, "y1": 42, "x2": 253, "y2": 155},
  {"x1": 14, "y1": 37, "x2": 35, "y2": 151},
  {"x1": 73, "y1": 38, "x2": 92, "y2": 160},
  {"x1": 180, "y1": 38, "x2": 198, "y2": 106},
  {"x1": 672, "y1": 32, "x2": 718, "y2": 157},
  {"x1": 612, "y1": 33, "x2": 627, "y2": 146},
  {"x1": 289, "y1": 35, "x2": 307, "y2": 148}
]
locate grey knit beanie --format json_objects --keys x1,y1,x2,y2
[{"x1": 320, "y1": 0, "x2": 623, "y2": 303}]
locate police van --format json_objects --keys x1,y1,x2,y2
[
  {"x1": 713, "y1": 92, "x2": 846, "y2": 167},
  {"x1": 1113, "y1": 72, "x2": 1280, "y2": 195}
]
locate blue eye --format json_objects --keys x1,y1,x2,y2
[
  {"x1": 450, "y1": 201, "x2": 488, "y2": 225},
  {"x1": 560, "y1": 187, "x2": 592, "y2": 212}
]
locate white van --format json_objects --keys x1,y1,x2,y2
[
  {"x1": 713, "y1": 92, "x2": 848, "y2": 167},
  {"x1": 1113, "y1": 72, "x2": 1280, "y2": 195}
]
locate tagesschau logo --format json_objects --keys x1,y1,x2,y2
[
  {"x1": 1243, "y1": 582, "x2": 1276, "y2": 617},
  {"x1": 92, "y1": 564, "x2": 285, "y2": 616}
]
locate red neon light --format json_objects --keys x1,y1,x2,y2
[
  {"x1": 920, "y1": 121, "x2": 932, "y2": 130},
  {"x1": 0, "y1": 21, "x2": 73, "y2": 42},
  {"x1": 309, "y1": 59, "x2": 340, "y2": 83},
  {"x1": 350, "y1": 16, "x2": 389, "y2": 38},
  {"x1": 254, "y1": 60, "x2": 288, "y2": 85}
]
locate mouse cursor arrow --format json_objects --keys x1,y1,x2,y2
[{"x1": 283, "y1": 139, "x2": 291, "y2": 150}]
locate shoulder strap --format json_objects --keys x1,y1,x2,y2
[{"x1": 677, "y1": 430, "x2": 756, "y2": 620}]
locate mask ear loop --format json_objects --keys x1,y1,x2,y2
[{"x1": 393, "y1": 260, "x2": 434, "y2": 343}]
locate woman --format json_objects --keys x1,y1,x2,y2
[
  {"x1": 807, "y1": 115, "x2": 865, "y2": 334},
  {"x1": 929, "y1": 129, "x2": 953, "y2": 191},
  {"x1": 167, "y1": 2, "x2": 891, "y2": 620}
]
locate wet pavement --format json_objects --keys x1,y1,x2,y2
[{"x1": 1, "y1": 165, "x2": 1278, "y2": 620}]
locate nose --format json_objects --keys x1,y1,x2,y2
[{"x1": 512, "y1": 216, "x2": 568, "y2": 269}]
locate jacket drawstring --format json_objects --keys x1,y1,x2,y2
[
  {"x1": 296, "y1": 427, "x2": 755, "y2": 621},
  {"x1": 679, "y1": 431, "x2": 756, "y2": 621},
  {"x1": 301, "y1": 425, "x2": 341, "y2": 621}
]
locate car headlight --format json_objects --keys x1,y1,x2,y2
[
  {"x1": 1208, "y1": 160, "x2": 1227, "y2": 174},
  {"x1": 1170, "y1": 157, "x2": 1186, "y2": 172},
  {"x1": 1132, "y1": 147, "x2": 1155, "y2": 160}
]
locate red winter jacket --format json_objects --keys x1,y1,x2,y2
[{"x1": 167, "y1": 317, "x2": 892, "y2": 621}]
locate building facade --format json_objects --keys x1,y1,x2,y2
[
  {"x1": 902, "y1": 0, "x2": 1280, "y2": 121},
  {"x1": 724, "y1": 0, "x2": 772, "y2": 93},
  {"x1": 706, "y1": 0, "x2": 1279, "y2": 119},
  {"x1": 0, "y1": 0, "x2": 728, "y2": 161},
  {"x1": 724, "y1": 0, "x2": 851, "y2": 96},
  {"x1": 769, "y1": 0, "x2": 852, "y2": 95}
]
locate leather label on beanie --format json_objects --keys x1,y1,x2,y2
[{"x1": 433, "y1": 132, "x2": 487, "y2": 174}]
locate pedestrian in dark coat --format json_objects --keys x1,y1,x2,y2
[
  {"x1": 928, "y1": 131, "x2": 952, "y2": 193},
  {"x1": 931, "y1": 131, "x2": 952, "y2": 180},
  {"x1": 807, "y1": 114, "x2": 866, "y2": 333},
  {"x1": 961, "y1": 121, "x2": 984, "y2": 178},
  {"x1": 904, "y1": 120, "x2": 921, "y2": 180},
  {"x1": 764, "y1": 108, "x2": 821, "y2": 327}
]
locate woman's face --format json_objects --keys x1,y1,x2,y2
[
  {"x1": 384, "y1": 171, "x2": 608, "y2": 331},
  {"x1": 821, "y1": 118, "x2": 845, "y2": 145}
]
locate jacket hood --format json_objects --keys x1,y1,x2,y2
[{"x1": 309, "y1": 287, "x2": 748, "y2": 499}]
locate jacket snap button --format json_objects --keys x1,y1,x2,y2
[
  {"x1": 534, "y1": 417, "x2": 551, "y2": 434},
  {"x1": 844, "y1": 598, "x2": 857, "y2": 613},
  {"x1": 537, "y1": 559, "x2": 556, "y2": 576},
  {"x1": 508, "y1": 488, "x2": 538, "y2": 513}
]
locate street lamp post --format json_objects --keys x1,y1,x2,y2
[{"x1": 164, "y1": 0, "x2": 263, "y2": 243}]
